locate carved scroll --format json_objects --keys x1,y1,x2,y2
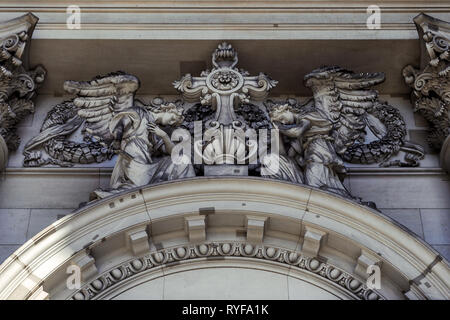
[
  {"x1": 403, "y1": 13, "x2": 450, "y2": 171},
  {"x1": 0, "y1": 13, "x2": 46, "y2": 170}
]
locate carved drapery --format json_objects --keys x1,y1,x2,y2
[
  {"x1": 403, "y1": 13, "x2": 450, "y2": 170},
  {"x1": 0, "y1": 13, "x2": 46, "y2": 170}
]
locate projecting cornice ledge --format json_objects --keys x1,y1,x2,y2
[
  {"x1": 1, "y1": 3, "x2": 450, "y2": 40},
  {"x1": 0, "y1": 177, "x2": 448, "y2": 300}
]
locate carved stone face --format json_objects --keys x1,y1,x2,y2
[
  {"x1": 156, "y1": 111, "x2": 183, "y2": 126},
  {"x1": 272, "y1": 109, "x2": 295, "y2": 125}
]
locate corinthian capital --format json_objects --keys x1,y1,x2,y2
[
  {"x1": 402, "y1": 13, "x2": 450, "y2": 171},
  {"x1": 0, "y1": 13, "x2": 46, "y2": 170}
]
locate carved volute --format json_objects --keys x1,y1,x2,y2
[
  {"x1": 0, "y1": 13, "x2": 46, "y2": 170},
  {"x1": 403, "y1": 13, "x2": 450, "y2": 171}
]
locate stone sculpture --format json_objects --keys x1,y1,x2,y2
[
  {"x1": 402, "y1": 13, "x2": 450, "y2": 171},
  {"x1": 93, "y1": 102, "x2": 195, "y2": 199},
  {"x1": 264, "y1": 101, "x2": 349, "y2": 197},
  {"x1": 24, "y1": 42, "x2": 424, "y2": 202},
  {"x1": 174, "y1": 42, "x2": 277, "y2": 174},
  {"x1": 262, "y1": 66, "x2": 425, "y2": 198},
  {"x1": 0, "y1": 13, "x2": 46, "y2": 170},
  {"x1": 24, "y1": 72, "x2": 195, "y2": 199}
]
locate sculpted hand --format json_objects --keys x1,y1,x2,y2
[{"x1": 147, "y1": 123, "x2": 168, "y2": 138}]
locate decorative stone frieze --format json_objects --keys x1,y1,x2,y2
[
  {"x1": 70, "y1": 241, "x2": 384, "y2": 301},
  {"x1": 23, "y1": 42, "x2": 425, "y2": 204},
  {"x1": 0, "y1": 13, "x2": 46, "y2": 170}
]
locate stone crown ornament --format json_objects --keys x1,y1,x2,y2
[{"x1": 173, "y1": 41, "x2": 277, "y2": 128}]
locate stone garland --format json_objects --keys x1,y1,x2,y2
[
  {"x1": 343, "y1": 101, "x2": 424, "y2": 167},
  {"x1": 23, "y1": 101, "x2": 114, "y2": 167}
]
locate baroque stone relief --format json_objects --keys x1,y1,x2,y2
[
  {"x1": 403, "y1": 13, "x2": 450, "y2": 153},
  {"x1": 0, "y1": 13, "x2": 46, "y2": 170},
  {"x1": 24, "y1": 72, "x2": 195, "y2": 198},
  {"x1": 24, "y1": 42, "x2": 423, "y2": 202}
]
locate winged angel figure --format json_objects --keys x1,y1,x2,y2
[
  {"x1": 264, "y1": 66, "x2": 424, "y2": 198},
  {"x1": 26, "y1": 72, "x2": 195, "y2": 199}
]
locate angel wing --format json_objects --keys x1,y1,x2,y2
[
  {"x1": 304, "y1": 66, "x2": 425, "y2": 166},
  {"x1": 304, "y1": 66, "x2": 385, "y2": 154},
  {"x1": 63, "y1": 71, "x2": 140, "y2": 143}
]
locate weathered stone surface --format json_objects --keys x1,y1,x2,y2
[
  {"x1": 27, "y1": 208, "x2": 73, "y2": 239},
  {"x1": 421, "y1": 209, "x2": 450, "y2": 245},
  {"x1": 0, "y1": 209, "x2": 29, "y2": 244},
  {"x1": 381, "y1": 209, "x2": 424, "y2": 238},
  {"x1": 432, "y1": 245, "x2": 450, "y2": 262},
  {"x1": 0, "y1": 245, "x2": 20, "y2": 264}
]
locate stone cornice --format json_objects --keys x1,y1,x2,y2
[
  {"x1": 0, "y1": 1, "x2": 449, "y2": 9},
  {"x1": 0, "y1": 4, "x2": 449, "y2": 39}
]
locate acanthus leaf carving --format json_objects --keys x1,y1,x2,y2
[
  {"x1": 0, "y1": 13, "x2": 46, "y2": 170},
  {"x1": 403, "y1": 13, "x2": 450, "y2": 154},
  {"x1": 24, "y1": 42, "x2": 424, "y2": 205}
]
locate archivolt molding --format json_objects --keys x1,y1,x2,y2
[
  {"x1": 0, "y1": 178, "x2": 448, "y2": 300},
  {"x1": 95, "y1": 258, "x2": 358, "y2": 300},
  {"x1": 70, "y1": 242, "x2": 383, "y2": 301}
]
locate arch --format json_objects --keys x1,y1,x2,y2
[{"x1": 0, "y1": 177, "x2": 448, "y2": 299}]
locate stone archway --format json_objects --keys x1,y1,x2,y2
[{"x1": 0, "y1": 177, "x2": 448, "y2": 300}]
